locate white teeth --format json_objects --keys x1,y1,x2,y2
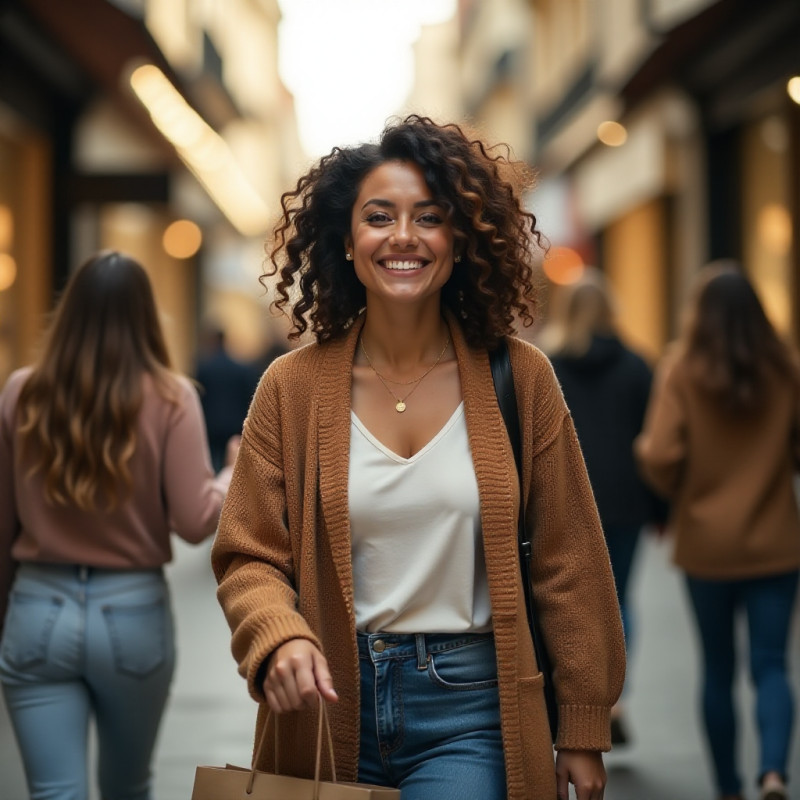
[{"x1": 383, "y1": 260, "x2": 425, "y2": 271}]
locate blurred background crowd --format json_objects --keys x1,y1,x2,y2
[{"x1": 0, "y1": 0, "x2": 797, "y2": 383}]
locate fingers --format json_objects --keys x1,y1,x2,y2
[
  {"x1": 558, "y1": 774, "x2": 606, "y2": 800},
  {"x1": 262, "y1": 640, "x2": 337, "y2": 714},
  {"x1": 555, "y1": 750, "x2": 606, "y2": 800},
  {"x1": 311, "y1": 648, "x2": 339, "y2": 704},
  {"x1": 555, "y1": 759, "x2": 569, "y2": 800},
  {"x1": 572, "y1": 776, "x2": 606, "y2": 800},
  {"x1": 224, "y1": 435, "x2": 241, "y2": 466}
]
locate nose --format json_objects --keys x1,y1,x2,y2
[{"x1": 390, "y1": 217, "x2": 418, "y2": 247}]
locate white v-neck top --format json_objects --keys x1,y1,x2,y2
[{"x1": 348, "y1": 402, "x2": 492, "y2": 633}]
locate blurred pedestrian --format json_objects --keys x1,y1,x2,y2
[
  {"x1": 195, "y1": 323, "x2": 259, "y2": 471},
  {"x1": 635, "y1": 263, "x2": 800, "y2": 800},
  {"x1": 544, "y1": 268, "x2": 668, "y2": 746},
  {"x1": 211, "y1": 115, "x2": 625, "y2": 800},
  {"x1": 0, "y1": 251, "x2": 237, "y2": 800}
]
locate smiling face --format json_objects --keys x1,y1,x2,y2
[{"x1": 345, "y1": 160, "x2": 456, "y2": 310}]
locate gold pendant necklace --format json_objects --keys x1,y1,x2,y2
[{"x1": 361, "y1": 335, "x2": 450, "y2": 413}]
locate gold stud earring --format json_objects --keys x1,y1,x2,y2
[
  {"x1": 454, "y1": 255, "x2": 462, "y2": 263},
  {"x1": 345, "y1": 253, "x2": 353, "y2": 261}
]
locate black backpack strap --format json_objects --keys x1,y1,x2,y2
[{"x1": 489, "y1": 339, "x2": 558, "y2": 742}]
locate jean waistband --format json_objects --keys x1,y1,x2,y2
[
  {"x1": 357, "y1": 631, "x2": 494, "y2": 667},
  {"x1": 17, "y1": 562, "x2": 163, "y2": 583},
  {"x1": 14, "y1": 562, "x2": 167, "y2": 604}
]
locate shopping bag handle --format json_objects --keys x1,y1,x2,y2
[{"x1": 247, "y1": 696, "x2": 337, "y2": 798}]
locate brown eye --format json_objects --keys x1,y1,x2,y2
[{"x1": 418, "y1": 213, "x2": 442, "y2": 225}]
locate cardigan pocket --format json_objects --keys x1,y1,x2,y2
[{"x1": 517, "y1": 672, "x2": 555, "y2": 754}]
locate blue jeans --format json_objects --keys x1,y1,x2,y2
[
  {"x1": 357, "y1": 631, "x2": 506, "y2": 799},
  {"x1": 686, "y1": 570, "x2": 799, "y2": 796},
  {"x1": 0, "y1": 563, "x2": 176, "y2": 800}
]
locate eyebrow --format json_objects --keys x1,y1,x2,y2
[{"x1": 361, "y1": 198, "x2": 440, "y2": 211}]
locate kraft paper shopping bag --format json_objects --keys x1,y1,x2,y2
[{"x1": 191, "y1": 700, "x2": 400, "y2": 800}]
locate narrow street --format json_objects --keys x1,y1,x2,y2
[{"x1": 2, "y1": 533, "x2": 799, "y2": 799}]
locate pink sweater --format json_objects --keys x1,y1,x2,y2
[{"x1": 0, "y1": 367, "x2": 229, "y2": 626}]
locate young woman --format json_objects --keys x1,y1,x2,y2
[
  {"x1": 212, "y1": 116, "x2": 625, "y2": 800},
  {"x1": 0, "y1": 251, "x2": 236, "y2": 800},
  {"x1": 636, "y1": 264, "x2": 800, "y2": 800}
]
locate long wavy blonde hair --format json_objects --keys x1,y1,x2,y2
[{"x1": 17, "y1": 251, "x2": 177, "y2": 510}]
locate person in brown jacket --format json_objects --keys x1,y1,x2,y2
[
  {"x1": 636, "y1": 264, "x2": 800, "y2": 800},
  {"x1": 211, "y1": 116, "x2": 625, "y2": 800}
]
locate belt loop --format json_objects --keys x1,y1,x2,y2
[
  {"x1": 415, "y1": 634, "x2": 428, "y2": 670},
  {"x1": 77, "y1": 565, "x2": 89, "y2": 604}
]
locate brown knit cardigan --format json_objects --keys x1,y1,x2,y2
[
  {"x1": 211, "y1": 312, "x2": 625, "y2": 799},
  {"x1": 635, "y1": 347, "x2": 800, "y2": 580}
]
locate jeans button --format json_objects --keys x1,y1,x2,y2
[{"x1": 373, "y1": 639, "x2": 386, "y2": 653}]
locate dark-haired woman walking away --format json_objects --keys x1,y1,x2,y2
[{"x1": 636, "y1": 263, "x2": 800, "y2": 800}]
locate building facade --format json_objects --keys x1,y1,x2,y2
[
  {"x1": 0, "y1": 0, "x2": 302, "y2": 382},
  {"x1": 456, "y1": 0, "x2": 800, "y2": 357}
]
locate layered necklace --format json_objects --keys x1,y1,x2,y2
[{"x1": 360, "y1": 334, "x2": 451, "y2": 413}]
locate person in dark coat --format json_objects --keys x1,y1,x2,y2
[
  {"x1": 543, "y1": 268, "x2": 667, "y2": 745},
  {"x1": 195, "y1": 324, "x2": 259, "y2": 472}
]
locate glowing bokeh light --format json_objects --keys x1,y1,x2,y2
[
  {"x1": 0, "y1": 253, "x2": 18, "y2": 291},
  {"x1": 543, "y1": 246, "x2": 585, "y2": 285},
  {"x1": 163, "y1": 219, "x2": 203, "y2": 259},
  {"x1": 597, "y1": 121, "x2": 628, "y2": 147},
  {"x1": 787, "y1": 76, "x2": 800, "y2": 105}
]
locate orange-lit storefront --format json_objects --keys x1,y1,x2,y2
[
  {"x1": 0, "y1": 115, "x2": 51, "y2": 378},
  {"x1": 530, "y1": 0, "x2": 800, "y2": 356},
  {"x1": 0, "y1": 0, "x2": 217, "y2": 384}
]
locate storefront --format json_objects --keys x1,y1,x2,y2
[
  {"x1": 529, "y1": 0, "x2": 800, "y2": 354},
  {"x1": 620, "y1": 0, "x2": 800, "y2": 344},
  {"x1": 0, "y1": 0, "x2": 215, "y2": 382}
]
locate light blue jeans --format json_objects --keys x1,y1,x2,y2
[
  {"x1": 0, "y1": 563, "x2": 175, "y2": 800},
  {"x1": 357, "y1": 631, "x2": 506, "y2": 799}
]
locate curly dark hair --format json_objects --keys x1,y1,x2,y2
[{"x1": 263, "y1": 115, "x2": 546, "y2": 349}]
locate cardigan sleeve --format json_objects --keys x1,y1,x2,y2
[
  {"x1": 508, "y1": 342, "x2": 625, "y2": 750},
  {"x1": 634, "y1": 352, "x2": 688, "y2": 498},
  {"x1": 211, "y1": 370, "x2": 320, "y2": 703},
  {"x1": 527, "y1": 399, "x2": 626, "y2": 752}
]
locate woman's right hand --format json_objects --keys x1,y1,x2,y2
[
  {"x1": 224, "y1": 434, "x2": 241, "y2": 467},
  {"x1": 262, "y1": 639, "x2": 339, "y2": 713}
]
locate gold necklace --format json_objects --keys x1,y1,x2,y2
[{"x1": 360, "y1": 335, "x2": 451, "y2": 413}]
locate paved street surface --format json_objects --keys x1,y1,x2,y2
[{"x1": 2, "y1": 533, "x2": 799, "y2": 799}]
